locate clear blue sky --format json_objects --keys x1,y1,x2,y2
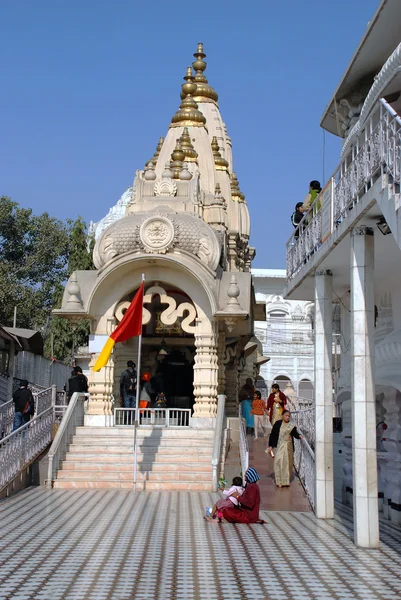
[{"x1": 1, "y1": 0, "x2": 379, "y2": 268}]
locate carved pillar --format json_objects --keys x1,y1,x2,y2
[
  {"x1": 225, "y1": 362, "x2": 240, "y2": 417},
  {"x1": 87, "y1": 316, "x2": 115, "y2": 425},
  {"x1": 193, "y1": 318, "x2": 218, "y2": 421},
  {"x1": 217, "y1": 328, "x2": 226, "y2": 395}
]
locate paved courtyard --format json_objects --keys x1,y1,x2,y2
[{"x1": 0, "y1": 488, "x2": 400, "y2": 600}]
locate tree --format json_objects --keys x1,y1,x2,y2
[
  {"x1": 0, "y1": 197, "x2": 71, "y2": 329},
  {"x1": 44, "y1": 216, "x2": 96, "y2": 363}
]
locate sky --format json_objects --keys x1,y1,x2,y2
[{"x1": 1, "y1": 0, "x2": 380, "y2": 268}]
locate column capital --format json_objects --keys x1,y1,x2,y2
[
  {"x1": 352, "y1": 226, "x2": 374, "y2": 236},
  {"x1": 315, "y1": 269, "x2": 332, "y2": 277}
]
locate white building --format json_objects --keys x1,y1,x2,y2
[
  {"x1": 252, "y1": 269, "x2": 314, "y2": 400},
  {"x1": 285, "y1": 0, "x2": 401, "y2": 547}
]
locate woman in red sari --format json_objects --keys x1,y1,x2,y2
[{"x1": 221, "y1": 467, "x2": 265, "y2": 524}]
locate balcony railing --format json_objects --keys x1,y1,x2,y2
[{"x1": 286, "y1": 98, "x2": 401, "y2": 280}]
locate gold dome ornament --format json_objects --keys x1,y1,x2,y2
[
  {"x1": 179, "y1": 127, "x2": 198, "y2": 162},
  {"x1": 170, "y1": 67, "x2": 206, "y2": 128},
  {"x1": 146, "y1": 136, "x2": 164, "y2": 167},
  {"x1": 170, "y1": 140, "x2": 186, "y2": 179},
  {"x1": 211, "y1": 136, "x2": 229, "y2": 171},
  {"x1": 188, "y1": 43, "x2": 219, "y2": 105},
  {"x1": 230, "y1": 172, "x2": 245, "y2": 202}
]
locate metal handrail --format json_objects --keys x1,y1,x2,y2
[
  {"x1": 46, "y1": 392, "x2": 88, "y2": 488},
  {"x1": 211, "y1": 394, "x2": 226, "y2": 491},
  {"x1": 238, "y1": 403, "x2": 249, "y2": 480}
]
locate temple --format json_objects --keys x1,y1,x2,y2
[{"x1": 56, "y1": 44, "x2": 263, "y2": 428}]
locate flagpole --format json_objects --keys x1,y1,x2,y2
[{"x1": 134, "y1": 273, "x2": 145, "y2": 493}]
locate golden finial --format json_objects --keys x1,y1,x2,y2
[
  {"x1": 170, "y1": 140, "x2": 185, "y2": 179},
  {"x1": 187, "y1": 42, "x2": 218, "y2": 104},
  {"x1": 145, "y1": 136, "x2": 165, "y2": 167},
  {"x1": 230, "y1": 172, "x2": 245, "y2": 202},
  {"x1": 211, "y1": 136, "x2": 229, "y2": 171},
  {"x1": 179, "y1": 127, "x2": 198, "y2": 162},
  {"x1": 170, "y1": 67, "x2": 206, "y2": 128}
]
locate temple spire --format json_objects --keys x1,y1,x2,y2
[
  {"x1": 170, "y1": 66, "x2": 206, "y2": 128},
  {"x1": 188, "y1": 43, "x2": 219, "y2": 104},
  {"x1": 145, "y1": 136, "x2": 164, "y2": 167},
  {"x1": 179, "y1": 127, "x2": 198, "y2": 162},
  {"x1": 211, "y1": 136, "x2": 228, "y2": 171}
]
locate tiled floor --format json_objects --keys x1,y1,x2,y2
[{"x1": 0, "y1": 488, "x2": 400, "y2": 600}]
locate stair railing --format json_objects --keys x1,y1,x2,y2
[
  {"x1": 46, "y1": 392, "x2": 88, "y2": 489},
  {"x1": 211, "y1": 394, "x2": 226, "y2": 491}
]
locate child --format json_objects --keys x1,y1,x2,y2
[
  {"x1": 205, "y1": 476, "x2": 244, "y2": 521},
  {"x1": 251, "y1": 390, "x2": 268, "y2": 440},
  {"x1": 291, "y1": 202, "x2": 304, "y2": 239}
]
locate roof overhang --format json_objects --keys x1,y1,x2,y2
[{"x1": 321, "y1": 0, "x2": 401, "y2": 136}]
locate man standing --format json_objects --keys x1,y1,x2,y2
[
  {"x1": 74, "y1": 366, "x2": 89, "y2": 393},
  {"x1": 65, "y1": 368, "x2": 88, "y2": 404},
  {"x1": 120, "y1": 361, "x2": 137, "y2": 409},
  {"x1": 12, "y1": 380, "x2": 34, "y2": 431}
]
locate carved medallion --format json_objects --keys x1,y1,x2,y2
[
  {"x1": 140, "y1": 216, "x2": 175, "y2": 254},
  {"x1": 154, "y1": 179, "x2": 177, "y2": 197}
]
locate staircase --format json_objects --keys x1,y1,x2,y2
[{"x1": 53, "y1": 427, "x2": 214, "y2": 491}]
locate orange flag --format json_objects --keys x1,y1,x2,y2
[{"x1": 93, "y1": 282, "x2": 145, "y2": 371}]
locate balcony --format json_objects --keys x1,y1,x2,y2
[{"x1": 286, "y1": 98, "x2": 401, "y2": 298}]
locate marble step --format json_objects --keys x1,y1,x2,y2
[
  {"x1": 67, "y1": 443, "x2": 213, "y2": 455},
  {"x1": 71, "y1": 435, "x2": 214, "y2": 446},
  {"x1": 63, "y1": 453, "x2": 212, "y2": 463},
  {"x1": 53, "y1": 480, "x2": 213, "y2": 491},
  {"x1": 61, "y1": 461, "x2": 212, "y2": 473},
  {"x1": 56, "y1": 470, "x2": 212, "y2": 482}
]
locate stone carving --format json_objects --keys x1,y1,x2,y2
[
  {"x1": 115, "y1": 285, "x2": 197, "y2": 333},
  {"x1": 140, "y1": 216, "x2": 175, "y2": 254},
  {"x1": 154, "y1": 178, "x2": 177, "y2": 197},
  {"x1": 66, "y1": 272, "x2": 83, "y2": 308},
  {"x1": 103, "y1": 236, "x2": 118, "y2": 262},
  {"x1": 197, "y1": 237, "x2": 212, "y2": 264}
]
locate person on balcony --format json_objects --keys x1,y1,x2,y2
[
  {"x1": 267, "y1": 410, "x2": 303, "y2": 488},
  {"x1": 119, "y1": 360, "x2": 137, "y2": 409},
  {"x1": 291, "y1": 202, "x2": 305, "y2": 239},
  {"x1": 219, "y1": 467, "x2": 265, "y2": 524},
  {"x1": 302, "y1": 180, "x2": 322, "y2": 215},
  {"x1": 251, "y1": 390, "x2": 268, "y2": 440},
  {"x1": 267, "y1": 383, "x2": 287, "y2": 425},
  {"x1": 12, "y1": 380, "x2": 34, "y2": 431},
  {"x1": 239, "y1": 378, "x2": 255, "y2": 435}
]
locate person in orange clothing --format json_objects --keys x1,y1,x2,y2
[{"x1": 251, "y1": 390, "x2": 268, "y2": 440}]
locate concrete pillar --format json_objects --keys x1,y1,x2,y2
[
  {"x1": 193, "y1": 318, "x2": 218, "y2": 422},
  {"x1": 350, "y1": 226, "x2": 379, "y2": 548},
  {"x1": 314, "y1": 269, "x2": 334, "y2": 519}
]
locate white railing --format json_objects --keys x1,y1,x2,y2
[
  {"x1": 293, "y1": 434, "x2": 315, "y2": 510},
  {"x1": 212, "y1": 395, "x2": 226, "y2": 491},
  {"x1": 287, "y1": 97, "x2": 401, "y2": 280},
  {"x1": 0, "y1": 385, "x2": 58, "y2": 440},
  {"x1": 0, "y1": 400, "x2": 14, "y2": 440},
  {"x1": 238, "y1": 404, "x2": 249, "y2": 479},
  {"x1": 46, "y1": 392, "x2": 87, "y2": 488},
  {"x1": 114, "y1": 407, "x2": 192, "y2": 427},
  {"x1": 0, "y1": 406, "x2": 54, "y2": 491}
]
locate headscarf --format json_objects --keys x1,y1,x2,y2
[{"x1": 245, "y1": 467, "x2": 260, "y2": 484}]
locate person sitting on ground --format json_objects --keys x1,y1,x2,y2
[
  {"x1": 291, "y1": 202, "x2": 305, "y2": 239},
  {"x1": 12, "y1": 380, "x2": 34, "y2": 431},
  {"x1": 302, "y1": 180, "x2": 322, "y2": 215},
  {"x1": 251, "y1": 390, "x2": 268, "y2": 440},
  {"x1": 205, "y1": 476, "x2": 244, "y2": 522},
  {"x1": 219, "y1": 467, "x2": 265, "y2": 524},
  {"x1": 119, "y1": 360, "x2": 137, "y2": 409},
  {"x1": 268, "y1": 410, "x2": 303, "y2": 488}
]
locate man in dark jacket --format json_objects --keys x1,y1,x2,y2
[
  {"x1": 65, "y1": 368, "x2": 88, "y2": 404},
  {"x1": 12, "y1": 380, "x2": 35, "y2": 431},
  {"x1": 74, "y1": 366, "x2": 89, "y2": 393},
  {"x1": 120, "y1": 361, "x2": 137, "y2": 408}
]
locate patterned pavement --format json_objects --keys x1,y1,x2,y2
[{"x1": 0, "y1": 488, "x2": 400, "y2": 600}]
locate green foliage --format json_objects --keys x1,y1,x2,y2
[{"x1": 0, "y1": 196, "x2": 96, "y2": 363}]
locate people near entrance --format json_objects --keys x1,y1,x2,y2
[
  {"x1": 291, "y1": 202, "x2": 305, "y2": 239},
  {"x1": 268, "y1": 410, "x2": 303, "y2": 488},
  {"x1": 12, "y1": 380, "x2": 34, "y2": 431},
  {"x1": 120, "y1": 361, "x2": 137, "y2": 409},
  {"x1": 65, "y1": 368, "x2": 88, "y2": 404},
  {"x1": 139, "y1": 372, "x2": 153, "y2": 408},
  {"x1": 205, "y1": 476, "x2": 244, "y2": 522},
  {"x1": 239, "y1": 378, "x2": 255, "y2": 435},
  {"x1": 267, "y1": 384, "x2": 287, "y2": 426},
  {"x1": 302, "y1": 180, "x2": 322, "y2": 214},
  {"x1": 154, "y1": 391, "x2": 167, "y2": 408},
  {"x1": 219, "y1": 467, "x2": 265, "y2": 524},
  {"x1": 251, "y1": 390, "x2": 268, "y2": 440}
]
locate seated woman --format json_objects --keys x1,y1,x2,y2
[
  {"x1": 220, "y1": 467, "x2": 265, "y2": 524},
  {"x1": 268, "y1": 410, "x2": 303, "y2": 488}
]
